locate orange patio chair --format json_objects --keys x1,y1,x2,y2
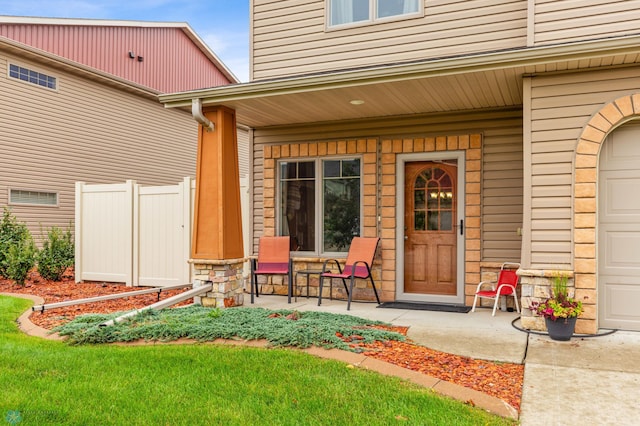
[
  {"x1": 318, "y1": 237, "x2": 381, "y2": 310},
  {"x1": 471, "y1": 262, "x2": 521, "y2": 316},
  {"x1": 250, "y1": 236, "x2": 293, "y2": 304}
]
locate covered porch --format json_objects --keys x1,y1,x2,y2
[{"x1": 160, "y1": 35, "x2": 640, "y2": 334}]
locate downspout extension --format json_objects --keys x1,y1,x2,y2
[{"x1": 192, "y1": 98, "x2": 214, "y2": 132}]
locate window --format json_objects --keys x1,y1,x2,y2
[
  {"x1": 328, "y1": 0, "x2": 421, "y2": 27},
  {"x1": 9, "y1": 189, "x2": 58, "y2": 206},
  {"x1": 279, "y1": 158, "x2": 361, "y2": 254},
  {"x1": 8, "y1": 64, "x2": 57, "y2": 90},
  {"x1": 412, "y1": 166, "x2": 453, "y2": 231}
]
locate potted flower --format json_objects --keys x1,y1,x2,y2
[{"x1": 530, "y1": 273, "x2": 583, "y2": 341}]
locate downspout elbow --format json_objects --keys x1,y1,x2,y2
[{"x1": 192, "y1": 98, "x2": 214, "y2": 132}]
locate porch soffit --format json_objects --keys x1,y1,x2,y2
[{"x1": 159, "y1": 36, "x2": 640, "y2": 128}]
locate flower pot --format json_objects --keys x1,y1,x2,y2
[{"x1": 545, "y1": 317, "x2": 577, "y2": 341}]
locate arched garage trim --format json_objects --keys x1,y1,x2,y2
[{"x1": 574, "y1": 94, "x2": 640, "y2": 334}]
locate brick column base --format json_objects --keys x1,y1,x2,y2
[{"x1": 190, "y1": 258, "x2": 246, "y2": 308}]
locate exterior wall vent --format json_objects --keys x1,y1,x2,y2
[{"x1": 9, "y1": 189, "x2": 58, "y2": 206}]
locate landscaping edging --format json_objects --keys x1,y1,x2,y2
[{"x1": 2, "y1": 292, "x2": 518, "y2": 420}]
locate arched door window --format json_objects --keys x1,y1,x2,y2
[{"x1": 412, "y1": 166, "x2": 454, "y2": 232}]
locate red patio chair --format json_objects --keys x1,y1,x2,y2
[
  {"x1": 318, "y1": 237, "x2": 380, "y2": 310},
  {"x1": 471, "y1": 262, "x2": 521, "y2": 316},
  {"x1": 250, "y1": 236, "x2": 293, "y2": 304}
]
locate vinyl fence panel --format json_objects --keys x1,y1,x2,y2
[
  {"x1": 75, "y1": 178, "x2": 193, "y2": 287},
  {"x1": 75, "y1": 180, "x2": 134, "y2": 284},
  {"x1": 134, "y1": 178, "x2": 191, "y2": 286}
]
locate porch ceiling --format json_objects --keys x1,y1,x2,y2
[{"x1": 159, "y1": 36, "x2": 640, "y2": 129}]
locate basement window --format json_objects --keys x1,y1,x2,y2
[
  {"x1": 8, "y1": 64, "x2": 57, "y2": 90},
  {"x1": 9, "y1": 189, "x2": 58, "y2": 207}
]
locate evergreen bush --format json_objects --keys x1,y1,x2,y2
[
  {"x1": 0, "y1": 208, "x2": 34, "y2": 281},
  {"x1": 55, "y1": 306, "x2": 406, "y2": 349},
  {"x1": 5, "y1": 234, "x2": 37, "y2": 285},
  {"x1": 38, "y1": 226, "x2": 74, "y2": 281}
]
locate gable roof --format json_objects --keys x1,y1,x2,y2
[{"x1": 0, "y1": 15, "x2": 239, "y2": 93}]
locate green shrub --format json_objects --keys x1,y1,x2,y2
[
  {"x1": 38, "y1": 226, "x2": 75, "y2": 281},
  {"x1": 5, "y1": 234, "x2": 37, "y2": 285},
  {"x1": 0, "y1": 208, "x2": 33, "y2": 279}
]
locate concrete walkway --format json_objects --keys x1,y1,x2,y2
[{"x1": 520, "y1": 331, "x2": 640, "y2": 425}]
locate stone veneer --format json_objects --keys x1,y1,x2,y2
[
  {"x1": 518, "y1": 269, "x2": 576, "y2": 331},
  {"x1": 191, "y1": 258, "x2": 246, "y2": 308},
  {"x1": 571, "y1": 93, "x2": 640, "y2": 334},
  {"x1": 260, "y1": 134, "x2": 482, "y2": 304}
]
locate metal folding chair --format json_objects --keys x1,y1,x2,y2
[
  {"x1": 471, "y1": 262, "x2": 521, "y2": 316},
  {"x1": 318, "y1": 237, "x2": 380, "y2": 310},
  {"x1": 250, "y1": 236, "x2": 293, "y2": 304}
]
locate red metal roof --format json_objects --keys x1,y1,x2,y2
[{"x1": 0, "y1": 18, "x2": 236, "y2": 93}]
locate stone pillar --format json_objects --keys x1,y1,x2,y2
[
  {"x1": 192, "y1": 259, "x2": 246, "y2": 308},
  {"x1": 519, "y1": 269, "x2": 595, "y2": 334}
]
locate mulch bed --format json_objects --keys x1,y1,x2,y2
[
  {"x1": 0, "y1": 271, "x2": 192, "y2": 330},
  {"x1": 0, "y1": 271, "x2": 523, "y2": 411}
]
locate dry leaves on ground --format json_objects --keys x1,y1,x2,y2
[{"x1": 0, "y1": 272, "x2": 522, "y2": 411}]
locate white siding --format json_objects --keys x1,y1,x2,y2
[
  {"x1": 529, "y1": 66, "x2": 640, "y2": 268},
  {"x1": 0, "y1": 50, "x2": 198, "y2": 239},
  {"x1": 252, "y1": 0, "x2": 528, "y2": 80},
  {"x1": 534, "y1": 0, "x2": 640, "y2": 45},
  {"x1": 237, "y1": 126, "x2": 251, "y2": 179}
]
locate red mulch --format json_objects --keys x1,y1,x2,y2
[
  {"x1": 346, "y1": 331, "x2": 523, "y2": 410},
  {"x1": 0, "y1": 271, "x2": 523, "y2": 411},
  {"x1": 0, "y1": 270, "x2": 192, "y2": 330}
]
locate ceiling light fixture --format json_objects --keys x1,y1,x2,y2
[{"x1": 349, "y1": 99, "x2": 365, "y2": 105}]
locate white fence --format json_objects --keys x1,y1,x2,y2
[{"x1": 75, "y1": 178, "x2": 194, "y2": 287}]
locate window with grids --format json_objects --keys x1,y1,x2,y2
[
  {"x1": 279, "y1": 158, "x2": 361, "y2": 254},
  {"x1": 9, "y1": 64, "x2": 57, "y2": 90},
  {"x1": 413, "y1": 167, "x2": 453, "y2": 231},
  {"x1": 328, "y1": 0, "x2": 422, "y2": 27},
  {"x1": 9, "y1": 189, "x2": 58, "y2": 206}
]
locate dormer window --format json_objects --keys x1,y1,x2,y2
[{"x1": 328, "y1": 0, "x2": 422, "y2": 28}]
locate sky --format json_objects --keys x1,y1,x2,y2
[{"x1": 0, "y1": 0, "x2": 250, "y2": 82}]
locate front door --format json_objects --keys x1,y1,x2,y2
[{"x1": 403, "y1": 161, "x2": 458, "y2": 296}]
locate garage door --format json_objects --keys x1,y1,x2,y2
[{"x1": 599, "y1": 122, "x2": 640, "y2": 331}]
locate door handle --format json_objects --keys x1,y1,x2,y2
[
  {"x1": 404, "y1": 235, "x2": 408, "y2": 240},
  {"x1": 459, "y1": 219, "x2": 464, "y2": 235}
]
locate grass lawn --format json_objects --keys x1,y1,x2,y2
[{"x1": 0, "y1": 296, "x2": 515, "y2": 425}]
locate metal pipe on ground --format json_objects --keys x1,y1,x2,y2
[
  {"x1": 99, "y1": 284, "x2": 213, "y2": 327},
  {"x1": 31, "y1": 283, "x2": 193, "y2": 313}
]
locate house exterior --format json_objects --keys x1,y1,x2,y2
[
  {"x1": 160, "y1": 0, "x2": 640, "y2": 334},
  {"x1": 0, "y1": 16, "x2": 242, "y2": 238}
]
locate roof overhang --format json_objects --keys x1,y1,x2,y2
[{"x1": 159, "y1": 35, "x2": 640, "y2": 128}]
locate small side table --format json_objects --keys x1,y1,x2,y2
[{"x1": 294, "y1": 269, "x2": 324, "y2": 302}]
